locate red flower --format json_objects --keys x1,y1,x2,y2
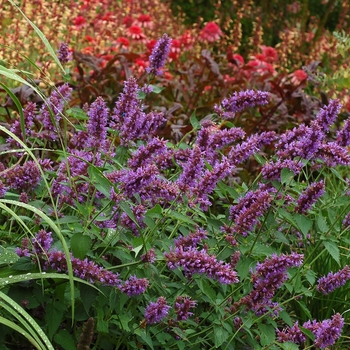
[
  {"x1": 180, "y1": 30, "x2": 195, "y2": 49},
  {"x1": 227, "y1": 48, "x2": 244, "y2": 66},
  {"x1": 116, "y1": 37, "x2": 130, "y2": 49},
  {"x1": 260, "y1": 46, "x2": 278, "y2": 63},
  {"x1": 127, "y1": 25, "x2": 147, "y2": 42},
  {"x1": 199, "y1": 22, "x2": 222, "y2": 42},
  {"x1": 169, "y1": 39, "x2": 181, "y2": 61},
  {"x1": 290, "y1": 69, "x2": 308, "y2": 85},
  {"x1": 74, "y1": 16, "x2": 87, "y2": 28},
  {"x1": 135, "y1": 14, "x2": 153, "y2": 29},
  {"x1": 123, "y1": 15, "x2": 134, "y2": 28},
  {"x1": 146, "y1": 39, "x2": 157, "y2": 52},
  {"x1": 84, "y1": 35, "x2": 95, "y2": 43}
]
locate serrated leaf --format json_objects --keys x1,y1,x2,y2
[
  {"x1": 54, "y1": 329, "x2": 76, "y2": 350},
  {"x1": 305, "y1": 269, "x2": 316, "y2": 286},
  {"x1": 323, "y1": 240, "x2": 340, "y2": 265},
  {"x1": 281, "y1": 168, "x2": 295, "y2": 184},
  {"x1": 294, "y1": 214, "x2": 313, "y2": 237},
  {"x1": 279, "y1": 342, "x2": 300, "y2": 350},
  {"x1": 296, "y1": 300, "x2": 312, "y2": 319},
  {"x1": 71, "y1": 233, "x2": 91, "y2": 260},
  {"x1": 190, "y1": 112, "x2": 200, "y2": 129},
  {"x1": 258, "y1": 323, "x2": 276, "y2": 346},
  {"x1": 137, "y1": 90, "x2": 146, "y2": 100},
  {"x1": 197, "y1": 279, "x2": 216, "y2": 303},
  {"x1": 214, "y1": 326, "x2": 229, "y2": 348},
  {"x1": 11, "y1": 257, "x2": 35, "y2": 271},
  {"x1": 87, "y1": 166, "x2": 112, "y2": 197},
  {"x1": 279, "y1": 310, "x2": 293, "y2": 327},
  {"x1": 317, "y1": 214, "x2": 329, "y2": 233},
  {"x1": 0, "y1": 247, "x2": 19, "y2": 266},
  {"x1": 45, "y1": 302, "x2": 64, "y2": 339},
  {"x1": 299, "y1": 326, "x2": 315, "y2": 341},
  {"x1": 150, "y1": 85, "x2": 164, "y2": 94},
  {"x1": 168, "y1": 210, "x2": 195, "y2": 225}
]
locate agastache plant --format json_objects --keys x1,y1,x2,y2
[{"x1": 146, "y1": 33, "x2": 172, "y2": 76}]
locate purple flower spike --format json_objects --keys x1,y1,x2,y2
[
  {"x1": 174, "y1": 296, "x2": 196, "y2": 321},
  {"x1": 295, "y1": 180, "x2": 325, "y2": 214},
  {"x1": 146, "y1": 34, "x2": 172, "y2": 76},
  {"x1": 119, "y1": 275, "x2": 150, "y2": 296},
  {"x1": 214, "y1": 90, "x2": 269, "y2": 119},
  {"x1": 316, "y1": 265, "x2": 350, "y2": 294},
  {"x1": 303, "y1": 313, "x2": 344, "y2": 349},
  {"x1": 144, "y1": 296, "x2": 171, "y2": 324},
  {"x1": 86, "y1": 96, "x2": 109, "y2": 151},
  {"x1": 57, "y1": 42, "x2": 72, "y2": 64}
]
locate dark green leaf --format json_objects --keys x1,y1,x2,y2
[
  {"x1": 45, "y1": 302, "x2": 64, "y2": 339},
  {"x1": 214, "y1": 326, "x2": 229, "y2": 348},
  {"x1": 323, "y1": 240, "x2": 340, "y2": 265},
  {"x1": 71, "y1": 233, "x2": 91, "y2": 260},
  {"x1": 54, "y1": 329, "x2": 76, "y2": 350},
  {"x1": 258, "y1": 323, "x2": 275, "y2": 346}
]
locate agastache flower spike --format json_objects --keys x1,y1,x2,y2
[
  {"x1": 311, "y1": 99, "x2": 341, "y2": 133},
  {"x1": 316, "y1": 265, "x2": 350, "y2": 294},
  {"x1": 144, "y1": 296, "x2": 171, "y2": 324},
  {"x1": 57, "y1": 42, "x2": 72, "y2": 64},
  {"x1": 303, "y1": 313, "x2": 344, "y2": 349},
  {"x1": 295, "y1": 180, "x2": 325, "y2": 214},
  {"x1": 146, "y1": 33, "x2": 172, "y2": 76},
  {"x1": 214, "y1": 90, "x2": 269, "y2": 119},
  {"x1": 119, "y1": 275, "x2": 150, "y2": 296},
  {"x1": 86, "y1": 96, "x2": 109, "y2": 151},
  {"x1": 174, "y1": 296, "x2": 196, "y2": 321}
]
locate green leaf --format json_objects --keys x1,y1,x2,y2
[
  {"x1": 258, "y1": 323, "x2": 275, "y2": 346},
  {"x1": 294, "y1": 214, "x2": 313, "y2": 237},
  {"x1": 11, "y1": 257, "x2": 35, "y2": 271},
  {"x1": 317, "y1": 214, "x2": 329, "y2": 233},
  {"x1": 279, "y1": 310, "x2": 293, "y2": 327},
  {"x1": 54, "y1": 330, "x2": 76, "y2": 350},
  {"x1": 281, "y1": 168, "x2": 295, "y2": 184},
  {"x1": 190, "y1": 112, "x2": 200, "y2": 130},
  {"x1": 279, "y1": 342, "x2": 300, "y2": 350},
  {"x1": 168, "y1": 210, "x2": 196, "y2": 225},
  {"x1": 137, "y1": 90, "x2": 147, "y2": 100},
  {"x1": 87, "y1": 166, "x2": 112, "y2": 197},
  {"x1": 134, "y1": 329, "x2": 154, "y2": 350},
  {"x1": 323, "y1": 240, "x2": 340, "y2": 265},
  {"x1": 296, "y1": 300, "x2": 312, "y2": 319},
  {"x1": 0, "y1": 247, "x2": 19, "y2": 266},
  {"x1": 299, "y1": 326, "x2": 315, "y2": 341},
  {"x1": 253, "y1": 153, "x2": 265, "y2": 165},
  {"x1": 213, "y1": 326, "x2": 229, "y2": 348},
  {"x1": 150, "y1": 85, "x2": 164, "y2": 94},
  {"x1": 71, "y1": 233, "x2": 91, "y2": 260},
  {"x1": 196, "y1": 279, "x2": 216, "y2": 303},
  {"x1": 305, "y1": 269, "x2": 316, "y2": 286},
  {"x1": 45, "y1": 302, "x2": 64, "y2": 339},
  {"x1": 119, "y1": 201, "x2": 137, "y2": 225}
]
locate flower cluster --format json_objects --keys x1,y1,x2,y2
[
  {"x1": 111, "y1": 76, "x2": 166, "y2": 144},
  {"x1": 119, "y1": 275, "x2": 150, "y2": 296},
  {"x1": 229, "y1": 186, "x2": 273, "y2": 236},
  {"x1": 214, "y1": 90, "x2": 269, "y2": 119},
  {"x1": 144, "y1": 296, "x2": 171, "y2": 324},
  {"x1": 279, "y1": 314, "x2": 344, "y2": 349},
  {"x1": 174, "y1": 296, "x2": 196, "y2": 321},
  {"x1": 237, "y1": 253, "x2": 303, "y2": 316},
  {"x1": 316, "y1": 265, "x2": 350, "y2": 294},
  {"x1": 165, "y1": 246, "x2": 239, "y2": 284},
  {"x1": 295, "y1": 180, "x2": 325, "y2": 214},
  {"x1": 146, "y1": 33, "x2": 172, "y2": 76},
  {"x1": 57, "y1": 42, "x2": 72, "y2": 64}
]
